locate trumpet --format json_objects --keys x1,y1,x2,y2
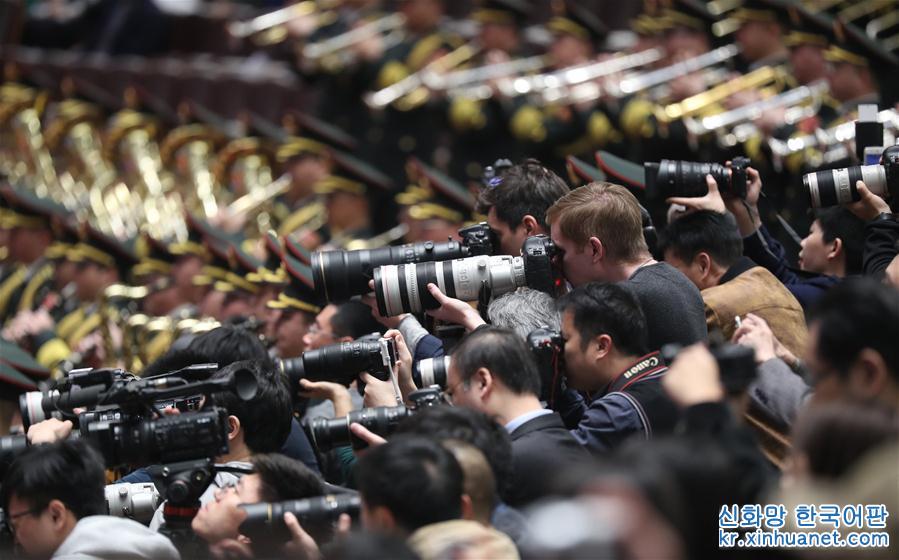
[
  {"x1": 228, "y1": 1, "x2": 322, "y2": 44},
  {"x1": 502, "y1": 48, "x2": 665, "y2": 103},
  {"x1": 657, "y1": 65, "x2": 787, "y2": 123},
  {"x1": 684, "y1": 80, "x2": 829, "y2": 146},
  {"x1": 303, "y1": 13, "x2": 407, "y2": 63},
  {"x1": 611, "y1": 44, "x2": 741, "y2": 98}
]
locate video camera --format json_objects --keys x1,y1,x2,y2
[
  {"x1": 278, "y1": 335, "x2": 397, "y2": 392},
  {"x1": 312, "y1": 222, "x2": 497, "y2": 302},
  {"x1": 307, "y1": 387, "x2": 445, "y2": 452},
  {"x1": 373, "y1": 235, "x2": 560, "y2": 317},
  {"x1": 645, "y1": 157, "x2": 750, "y2": 199},
  {"x1": 804, "y1": 145, "x2": 898, "y2": 207},
  {"x1": 15, "y1": 363, "x2": 257, "y2": 468}
]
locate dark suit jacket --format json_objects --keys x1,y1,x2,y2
[{"x1": 507, "y1": 412, "x2": 589, "y2": 508}]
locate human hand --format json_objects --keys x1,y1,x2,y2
[
  {"x1": 845, "y1": 181, "x2": 891, "y2": 222},
  {"x1": 27, "y1": 418, "x2": 73, "y2": 445},
  {"x1": 298, "y1": 379, "x2": 350, "y2": 402},
  {"x1": 350, "y1": 422, "x2": 387, "y2": 448},
  {"x1": 732, "y1": 313, "x2": 795, "y2": 366},
  {"x1": 662, "y1": 344, "x2": 725, "y2": 407},
  {"x1": 361, "y1": 372, "x2": 399, "y2": 408},
  {"x1": 424, "y1": 284, "x2": 486, "y2": 330},
  {"x1": 362, "y1": 281, "x2": 405, "y2": 328},
  {"x1": 282, "y1": 512, "x2": 321, "y2": 560},
  {"x1": 666, "y1": 174, "x2": 727, "y2": 216},
  {"x1": 208, "y1": 539, "x2": 253, "y2": 560},
  {"x1": 382, "y1": 329, "x2": 417, "y2": 398}
]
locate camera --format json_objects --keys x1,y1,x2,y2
[
  {"x1": 311, "y1": 222, "x2": 496, "y2": 302},
  {"x1": 240, "y1": 493, "x2": 361, "y2": 535},
  {"x1": 804, "y1": 145, "x2": 898, "y2": 208},
  {"x1": 644, "y1": 156, "x2": 749, "y2": 199},
  {"x1": 527, "y1": 327, "x2": 566, "y2": 406},
  {"x1": 413, "y1": 356, "x2": 451, "y2": 389},
  {"x1": 373, "y1": 235, "x2": 559, "y2": 317},
  {"x1": 307, "y1": 387, "x2": 445, "y2": 452},
  {"x1": 278, "y1": 336, "x2": 397, "y2": 390}
]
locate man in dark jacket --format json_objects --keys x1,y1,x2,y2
[
  {"x1": 555, "y1": 282, "x2": 679, "y2": 455},
  {"x1": 445, "y1": 327, "x2": 588, "y2": 508}
]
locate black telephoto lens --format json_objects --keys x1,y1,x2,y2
[
  {"x1": 644, "y1": 160, "x2": 731, "y2": 198},
  {"x1": 312, "y1": 240, "x2": 472, "y2": 302},
  {"x1": 308, "y1": 406, "x2": 410, "y2": 452},
  {"x1": 241, "y1": 494, "x2": 361, "y2": 534},
  {"x1": 412, "y1": 356, "x2": 451, "y2": 389}
]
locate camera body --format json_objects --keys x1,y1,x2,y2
[
  {"x1": 311, "y1": 223, "x2": 497, "y2": 302},
  {"x1": 644, "y1": 156, "x2": 750, "y2": 199},
  {"x1": 278, "y1": 336, "x2": 397, "y2": 391},
  {"x1": 526, "y1": 327, "x2": 566, "y2": 406},
  {"x1": 804, "y1": 145, "x2": 898, "y2": 207}
]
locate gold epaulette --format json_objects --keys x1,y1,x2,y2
[
  {"x1": 278, "y1": 201, "x2": 326, "y2": 237},
  {"x1": 510, "y1": 105, "x2": 547, "y2": 142}
]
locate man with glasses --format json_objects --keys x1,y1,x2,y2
[
  {"x1": 444, "y1": 327, "x2": 587, "y2": 508},
  {"x1": 1, "y1": 440, "x2": 179, "y2": 560},
  {"x1": 302, "y1": 301, "x2": 384, "y2": 351}
]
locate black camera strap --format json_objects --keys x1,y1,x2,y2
[{"x1": 606, "y1": 352, "x2": 666, "y2": 394}]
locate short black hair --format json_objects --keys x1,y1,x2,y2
[
  {"x1": 210, "y1": 360, "x2": 293, "y2": 453},
  {"x1": 394, "y1": 406, "x2": 514, "y2": 503},
  {"x1": 807, "y1": 278, "x2": 899, "y2": 382},
  {"x1": 557, "y1": 282, "x2": 649, "y2": 357},
  {"x1": 330, "y1": 301, "x2": 384, "y2": 339},
  {"x1": 658, "y1": 211, "x2": 742, "y2": 268},
  {"x1": 1, "y1": 440, "x2": 106, "y2": 520},
  {"x1": 450, "y1": 327, "x2": 542, "y2": 397},
  {"x1": 142, "y1": 325, "x2": 274, "y2": 378},
  {"x1": 815, "y1": 207, "x2": 865, "y2": 275},
  {"x1": 322, "y1": 532, "x2": 419, "y2": 560},
  {"x1": 355, "y1": 437, "x2": 464, "y2": 533},
  {"x1": 476, "y1": 159, "x2": 570, "y2": 230}
]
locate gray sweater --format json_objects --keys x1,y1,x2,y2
[
  {"x1": 626, "y1": 262, "x2": 708, "y2": 350},
  {"x1": 53, "y1": 516, "x2": 180, "y2": 560}
]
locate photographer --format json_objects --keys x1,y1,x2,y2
[
  {"x1": 190, "y1": 453, "x2": 326, "y2": 559},
  {"x1": 658, "y1": 210, "x2": 807, "y2": 355},
  {"x1": 355, "y1": 436, "x2": 518, "y2": 560},
  {"x1": 1, "y1": 440, "x2": 179, "y2": 560},
  {"x1": 547, "y1": 182, "x2": 707, "y2": 349},
  {"x1": 302, "y1": 301, "x2": 383, "y2": 351},
  {"x1": 476, "y1": 160, "x2": 570, "y2": 256},
  {"x1": 445, "y1": 327, "x2": 588, "y2": 507},
  {"x1": 842, "y1": 182, "x2": 899, "y2": 284},
  {"x1": 149, "y1": 360, "x2": 294, "y2": 530},
  {"x1": 671, "y1": 169, "x2": 865, "y2": 309},
  {"x1": 556, "y1": 283, "x2": 679, "y2": 454}
]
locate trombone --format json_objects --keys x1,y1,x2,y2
[
  {"x1": 684, "y1": 80, "x2": 830, "y2": 147},
  {"x1": 768, "y1": 108, "x2": 899, "y2": 158},
  {"x1": 302, "y1": 13, "x2": 407, "y2": 63},
  {"x1": 657, "y1": 65, "x2": 787, "y2": 123},
  {"x1": 228, "y1": 1, "x2": 325, "y2": 45},
  {"x1": 425, "y1": 54, "x2": 549, "y2": 97},
  {"x1": 611, "y1": 44, "x2": 741, "y2": 98}
]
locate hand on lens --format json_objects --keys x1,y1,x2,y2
[
  {"x1": 666, "y1": 174, "x2": 727, "y2": 216},
  {"x1": 424, "y1": 284, "x2": 486, "y2": 331},
  {"x1": 27, "y1": 418, "x2": 73, "y2": 445},
  {"x1": 845, "y1": 181, "x2": 891, "y2": 222},
  {"x1": 282, "y1": 512, "x2": 321, "y2": 560}
]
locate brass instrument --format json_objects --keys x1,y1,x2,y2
[
  {"x1": 343, "y1": 223, "x2": 410, "y2": 250},
  {"x1": 657, "y1": 65, "x2": 787, "y2": 123},
  {"x1": 523, "y1": 48, "x2": 666, "y2": 105},
  {"x1": 684, "y1": 80, "x2": 829, "y2": 147},
  {"x1": 10, "y1": 106, "x2": 61, "y2": 202},
  {"x1": 227, "y1": 173, "x2": 289, "y2": 236},
  {"x1": 227, "y1": 1, "x2": 330, "y2": 45},
  {"x1": 612, "y1": 44, "x2": 741, "y2": 98},
  {"x1": 424, "y1": 55, "x2": 549, "y2": 97},
  {"x1": 303, "y1": 13, "x2": 407, "y2": 68},
  {"x1": 364, "y1": 42, "x2": 482, "y2": 110},
  {"x1": 868, "y1": 12, "x2": 899, "y2": 53}
]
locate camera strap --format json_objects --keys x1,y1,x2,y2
[{"x1": 606, "y1": 352, "x2": 666, "y2": 394}]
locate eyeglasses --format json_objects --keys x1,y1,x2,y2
[
  {"x1": 307, "y1": 323, "x2": 336, "y2": 339},
  {"x1": 6, "y1": 506, "x2": 46, "y2": 533},
  {"x1": 443, "y1": 379, "x2": 469, "y2": 405}
]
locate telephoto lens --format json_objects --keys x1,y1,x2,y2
[
  {"x1": 413, "y1": 356, "x2": 451, "y2": 389},
  {"x1": 803, "y1": 148, "x2": 895, "y2": 207},
  {"x1": 644, "y1": 157, "x2": 749, "y2": 199},
  {"x1": 278, "y1": 338, "x2": 391, "y2": 390},
  {"x1": 311, "y1": 223, "x2": 495, "y2": 302},
  {"x1": 374, "y1": 255, "x2": 526, "y2": 316},
  {"x1": 240, "y1": 494, "x2": 361, "y2": 534},
  {"x1": 308, "y1": 406, "x2": 411, "y2": 452}
]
